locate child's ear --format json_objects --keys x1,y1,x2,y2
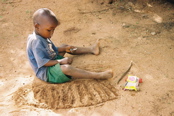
[{"x1": 35, "y1": 23, "x2": 40, "y2": 30}]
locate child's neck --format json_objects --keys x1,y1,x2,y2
[{"x1": 34, "y1": 30, "x2": 47, "y2": 39}]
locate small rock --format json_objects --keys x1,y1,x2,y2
[
  {"x1": 125, "y1": 2, "x2": 134, "y2": 10},
  {"x1": 127, "y1": 2, "x2": 134, "y2": 7},
  {"x1": 122, "y1": 23, "x2": 130, "y2": 28},
  {"x1": 119, "y1": 6, "x2": 125, "y2": 10},
  {"x1": 151, "y1": 32, "x2": 156, "y2": 35},
  {"x1": 134, "y1": 9, "x2": 141, "y2": 13},
  {"x1": 153, "y1": 14, "x2": 163, "y2": 23},
  {"x1": 142, "y1": 14, "x2": 148, "y2": 19},
  {"x1": 147, "y1": 3, "x2": 152, "y2": 7}
]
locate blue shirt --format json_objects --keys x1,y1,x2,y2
[{"x1": 26, "y1": 32, "x2": 59, "y2": 81}]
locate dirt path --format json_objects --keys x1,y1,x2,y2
[{"x1": 0, "y1": 0, "x2": 174, "y2": 116}]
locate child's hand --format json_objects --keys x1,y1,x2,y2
[
  {"x1": 58, "y1": 57, "x2": 73, "y2": 64},
  {"x1": 65, "y1": 46, "x2": 77, "y2": 53}
]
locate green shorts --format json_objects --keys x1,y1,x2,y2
[{"x1": 47, "y1": 55, "x2": 71, "y2": 84}]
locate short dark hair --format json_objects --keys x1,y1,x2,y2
[{"x1": 33, "y1": 8, "x2": 59, "y2": 25}]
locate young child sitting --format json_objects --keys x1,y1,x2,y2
[{"x1": 26, "y1": 8, "x2": 113, "y2": 84}]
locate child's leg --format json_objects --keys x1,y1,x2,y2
[
  {"x1": 58, "y1": 39, "x2": 100, "y2": 56},
  {"x1": 60, "y1": 64, "x2": 113, "y2": 79},
  {"x1": 72, "y1": 39, "x2": 100, "y2": 55}
]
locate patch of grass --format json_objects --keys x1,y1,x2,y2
[
  {"x1": 168, "y1": 7, "x2": 171, "y2": 10},
  {"x1": 2, "y1": 0, "x2": 9, "y2": 3},
  {"x1": 26, "y1": 10, "x2": 33, "y2": 19},
  {"x1": 0, "y1": 16, "x2": 3, "y2": 18},
  {"x1": 26, "y1": 10, "x2": 31, "y2": 14},
  {"x1": 2, "y1": 0, "x2": 7, "y2": 2},
  {"x1": 114, "y1": 3, "x2": 118, "y2": 7},
  {"x1": 14, "y1": 35, "x2": 18, "y2": 37}
]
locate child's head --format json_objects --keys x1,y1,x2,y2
[{"x1": 32, "y1": 8, "x2": 60, "y2": 39}]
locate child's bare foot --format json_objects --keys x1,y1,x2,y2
[
  {"x1": 91, "y1": 39, "x2": 100, "y2": 55},
  {"x1": 99, "y1": 70, "x2": 113, "y2": 79}
]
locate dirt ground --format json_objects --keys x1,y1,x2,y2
[{"x1": 0, "y1": 0, "x2": 174, "y2": 116}]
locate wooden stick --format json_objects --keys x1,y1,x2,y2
[{"x1": 117, "y1": 61, "x2": 133, "y2": 84}]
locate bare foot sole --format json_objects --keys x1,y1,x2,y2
[
  {"x1": 99, "y1": 70, "x2": 113, "y2": 79},
  {"x1": 91, "y1": 39, "x2": 100, "y2": 55}
]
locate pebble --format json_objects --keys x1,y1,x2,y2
[
  {"x1": 153, "y1": 14, "x2": 163, "y2": 23},
  {"x1": 122, "y1": 23, "x2": 130, "y2": 28},
  {"x1": 142, "y1": 14, "x2": 149, "y2": 19},
  {"x1": 119, "y1": 6, "x2": 125, "y2": 10},
  {"x1": 151, "y1": 32, "x2": 156, "y2": 35}
]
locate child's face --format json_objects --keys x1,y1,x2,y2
[{"x1": 36, "y1": 21, "x2": 58, "y2": 39}]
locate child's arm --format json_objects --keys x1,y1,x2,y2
[
  {"x1": 58, "y1": 45, "x2": 76, "y2": 53},
  {"x1": 44, "y1": 60, "x2": 58, "y2": 66},
  {"x1": 44, "y1": 57, "x2": 73, "y2": 66}
]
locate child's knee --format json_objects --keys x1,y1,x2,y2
[{"x1": 60, "y1": 64, "x2": 71, "y2": 74}]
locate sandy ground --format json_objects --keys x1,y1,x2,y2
[{"x1": 0, "y1": 0, "x2": 174, "y2": 116}]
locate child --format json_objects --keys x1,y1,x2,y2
[{"x1": 27, "y1": 8, "x2": 113, "y2": 84}]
